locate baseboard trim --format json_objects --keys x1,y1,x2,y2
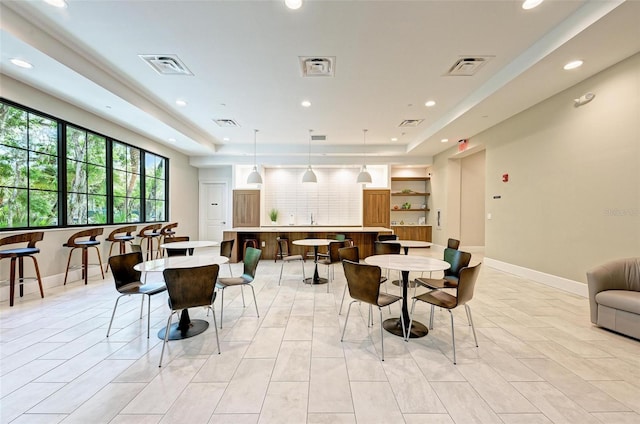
[{"x1": 484, "y1": 257, "x2": 588, "y2": 298}]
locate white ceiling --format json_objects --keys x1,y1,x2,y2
[{"x1": 1, "y1": 0, "x2": 639, "y2": 167}]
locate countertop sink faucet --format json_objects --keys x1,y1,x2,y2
[{"x1": 310, "y1": 213, "x2": 315, "y2": 225}]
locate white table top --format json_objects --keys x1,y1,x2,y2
[
  {"x1": 292, "y1": 238, "x2": 332, "y2": 247},
  {"x1": 134, "y1": 255, "x2": 229, "y2": 273},
  {"x1": 159, "y1": 240, "x2": 219, "y2": 249},
  {"x1": 382, "y1": 240, "x2": 433, "y2": 249},
  {"x1": 364, "y1": 254, "x2": 450, "y2": 273}
]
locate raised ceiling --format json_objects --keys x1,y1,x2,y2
[{"x1": 1, "y1": 0, "x2": 639, "y2": 167}]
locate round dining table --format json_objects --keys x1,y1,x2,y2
[
  {"x1": 159, "y1": 240, "x2": 219, "y2": 256},
  {"x1": 382, "y1": 239, "x2": 433, "y2": 286},
  {"x1": 134, "y1": 255, "x2": 228, "y2": 340},
  {"x1": 364, "y1": 254, "x2": 450, "y2": 338},
  {"x1": 292, "y1": 238, "x2": 331, "y2": 284}
]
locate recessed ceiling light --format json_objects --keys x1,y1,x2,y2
[
  {"x1": 285, "y1": 0, "x2": 302, "y2": 10},
  {"x1": 175, "y1": 99, "x2": 187, "y2": 107},
  {"x1": 391, "y1": 137, "x2": 398, "y2": 142},
  {"x1": 441, "y1": 138, "x2": 449, "y2": 143},
  {"x1": 44, "y1": 0, "x2": 68, "y2": 8},
  {"x1": 522, "y1": 0, "x2": 544, "y2": 10},
  {"x1": 168, "y1": 137, "x2": 176, "y2": 142},
  {"x1": 301, "y1": 100, "x2": 311, "y2": 107},
  {"x1": 10, "y1": 58, "x2": 33, "y2": 69},
  {"x1": 424, "y1": 100, "x2": 436, "y2": 107},
  {"x1": 563, "y1": 60, "x2": 583, "y2": 70},
  {"x1": 223, "y1": 137, "x2": 230, "y2": 141},
  {"x1": 105, "y1": 105, "x2": 112, "y2": 109}
]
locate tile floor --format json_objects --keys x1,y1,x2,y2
[{"x1": 1, "y1": 249, "x2": 639, "y2": 424}]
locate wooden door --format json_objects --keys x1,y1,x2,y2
[
  {"x1": 362, "y1": 189, "x2": 390, "y2": 227},
  {"x1": 233, "y1": 190, "x2": 260, "y2": 227}
]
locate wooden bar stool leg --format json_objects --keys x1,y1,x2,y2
[
  {"x1": 63, "y1": 249, "x2": 74, "y2": 285},
  {"x1": 18, "y1": 257, "x2": 25, "y2": 297},
  {"x1": 83, "y1": 247, "x2": 89, "y2": 285},
  {"x1": 30, "y1": 256, "x2": 44, "y2": 298},
  {"x1": 94, "y1": 246, "x2": 105, "y2": 279},
  {"x1": 9, "y1": 257, "x2": 16, "y2": 307}
]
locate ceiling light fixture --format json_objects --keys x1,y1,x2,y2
[
  {"x1": 44, "y1": 0, "x2": 68, "y2": 8},
  {"x1": 522, "y1": 0, "x2": 544, "y2": 10},
  {"x1": 356, "y1": 129, "x2": 372, "y2": 184},
  {"x1": 391, "y1": 137, "x2": 398, "y2": 142},
  {"x1": 301, "y1": 100, "x2": 311, "y2": 108},
  {"x1": 246, "y1": 129, "x2": 263, "y2": 184},
  {"x1": 285, "y1": 0, "x2": 302, "y2": 10},
  {"x1": 10, "y1": 58, "x2": 33, "y2": 69},
  {"x1": 425, "y1": 100, "x2": 436, "y2": 107},
  {"x1": 302, "y1": 129, "x2": 317, "y2": 183},
  {"x1": 563, "y1": 60, "x2": 583, "y2": 70},
  {"x1": 441, "y1": 138, "x2": 449, "y2": 143},
  {"x1": 175, "y1": 99, "x2": 187, "y2": 107}
]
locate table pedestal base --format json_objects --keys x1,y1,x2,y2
[
  {"x1": 391, "y1": 279, "x2": 418, "y2": 288},
  {"x1": 157, "y1": 319, "x2": 209, "y2": 340},
  {"x1": 304, "y1": 277, "x2": 328, "y2": 285},
  {"x1": 383, "y1": 318, "x2": 428, "y2": 338}
]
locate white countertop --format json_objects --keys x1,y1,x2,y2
[{"x1": 226, "y1": 226, "x2": 392, "y2": 233}]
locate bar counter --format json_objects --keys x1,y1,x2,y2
[{"x1": 223, "y1": 226, "x2": 393, "y2": 262}]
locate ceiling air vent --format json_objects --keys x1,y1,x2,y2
[
  {"x1": 445, "y1": 56, "x2": 492, "y2": 76},
  {"x1": 139, "y1": 54, "x2": 193, "y2": 76},
  {"x1": 398, "y1": 119, "x2": 424, "y2": 128},
  {"x1": 311, "y1": 135, "x2": 326, "y2": 141},
  {"x1": 213, "y1": 119, "x2": 240, "y2": 127},
  {"x1": 300, "y1": 56, "x2": 335, "y2": 77}
]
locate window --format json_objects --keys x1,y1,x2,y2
[
  {"x1": 0, "y1": 103, "x2": 59, "y2": 228},
  {"x1": 144, "y1": 152, "x2": 166, "y2": 222},
  {"x1": 66, "y1": 126, "x2": 107, "y2": 225},
  {"x1": 112, "y1": 141, "x2": 141, "y2": 223},
  {"x1": 0, "y1": 98, "x2": 169, "y2": 230}
]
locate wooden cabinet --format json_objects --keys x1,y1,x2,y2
[
  {"x1": 390, "y1": 176, "x2": 431, "y2": 241},
  {"x1": 232, "y1": 190, "x2": 260, "y2": 227},
  {"x1": 362, "y1": 189, "x2": 390, "y2": 228},
  {"x1": 391, "y1": 225, "x2": 432, "y2": 242}
]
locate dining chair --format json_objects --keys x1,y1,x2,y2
[
  {"x1": 338, "y1": 245, "x2": 360, "y2": 314},
  {"x1": 219, "y1": 239, "x2": 235, "y2": 276},
  {"x1": 106, "y1": 252, "x2": 167, "y2": 339},
  {"x1": 341, "y1": 260, "x2": 404, "y2": 361},
  {"x1": 0, "y1": 231, "x2": 45, "y2": 307},
  {"x1": 277, "y1": 237, "x2": 305, "y2": 285},
  {"x1": 318, "y1": 240, "x2": 346, "y2": 293},
  {"x1": 215, "y1": 247, "x2": 262, "y2": 328},
  {"x1": 162, "y1": 236, "x2": 190, "y2": 257},
  {"x1": 374, "y1": 240, "x2": 401, "y2": 289},
  {"x1": 407, "y1": 262, "x2": 482, "y2": 364},
  {"x1": 447, "y1": 238, "x2": 460, "y2": 250},
  {"x1": 377, "y1": 234, "x2": 398, "y2": 242},
  {"x1": 63, "y1": 228, "x2": 105, "y2": 285},
  {"x1": 159, "y1": 264, "x2": 221, "y2": 367}
]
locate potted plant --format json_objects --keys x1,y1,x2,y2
[{"x1": 269, "y1": 208, "x2": 279, "y2": 225}]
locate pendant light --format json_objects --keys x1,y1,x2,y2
[
  {"x1": 246, "y1": 129, "x2": 263, "y2": 184},
  {"x1": 356, "y1": 129, "x2": 372, "y2": 184},
  {"x1": 302, "y1": 129, "x2": 317, "y2": 183}
]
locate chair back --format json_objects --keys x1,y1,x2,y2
[
  {"x1": 276, "y1": 237, "x2": 290, "y2": 257},
  {"x1": 342, "y1": 260, "x2": 381, "y2": 306},
  {"x1": 242, "y1": 247, "x2": 262, "y2": 279},
  {"x1": 220, "y1": 239, "x2": 234, "y2": 260},
  {"x1": 328, "y1": 241, "x2": 347, "y2": 263},
  {"x1": 64, "y1": 228, "x2": 104, "y2": 247},
  {"x1": 106, "y1": 225, "x2": 137, "y2": 242},
  {"x1": 109, "y1": 252, "x2": 143, "y2": 291},
  {"x1": 163, "y1": 236, "x2": 190, "y2": 257},
  {"x1": 374, "y1": 241, "x2": 401, "y2": 255},
  {"x1": 447, "y1": 238, "x2": 460, "y2": 250},
  {"x1": 161, "y1": 222, "x2": 178, "y2": 236},
  {"x1": 377, "y1": 234, "x2": 398, "y2": 242},
  {"x1": 163, "y1": 264, "x2": 220, "y2": 310},
  {"x1": 138, "y1": 223, "x2": 161, "y2": 237},
  {"x1": 443, "y1": 248, "x2": 472, "y2": 278},
  {"x1": 338, "y1": 246, "x2": 359, "y2": 263},
  {"x1": 455, "y1": 262, "x2": 482, "y2": 306},
  {"x1": 0, "y1": 231, "x2": 44, "y2": 249}
]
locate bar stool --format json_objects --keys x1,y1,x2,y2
[
  {"x1": 63, "y1": 228, "x2": 105, "y2": 285},
  {"x1": 137, "y1": 224, "x2": 162, "y2": 260},
  {"x1": 0, "y1": 232, "x2": 45, "y2": 307},
  {"x1": 242, "y1": 236, "x2": 258, "y2": 261},
  {"x1": 159, "y1": 222, "x2": 178, "y2": 256},
  {"x1": 275, "y1": 236, "x2": 290, "y2": 262},
  {"x1": 105, "y1": 225, "x2": 138, "y2": 270}
]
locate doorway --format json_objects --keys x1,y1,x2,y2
[{"x1": 199, "y1": 182, "x2": 228, "y2": 241}]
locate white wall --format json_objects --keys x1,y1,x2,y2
[
  {"x1": 431, "y1": 52, "x2": 640, "y2": 284},
  {"x1": 0, "y1": 76, "x2": 199, "y2": 299},
  {"x1": 460, "y1": 150, "x2": 485, "y2": 247}
]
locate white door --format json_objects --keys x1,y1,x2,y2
[{"x1": 199, "y1": 182, "x2": 227, "y2": 241}]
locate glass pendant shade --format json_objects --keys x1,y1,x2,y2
[
  {"x1": 356, "y1": 165, "x2": 372, "y2": 183},
  {"x1": 302, "y1": 166, "x2": 317, "y2": 183},
  {"x1": 246, "y1": 129, "x2": 263, "y2": 184}
]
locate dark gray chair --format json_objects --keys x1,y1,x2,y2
[
  {"x1": 407, "y1": 262, "x2": 482, "y2": 364},
  {"x1": 377, "y1": 234, "x2": 398, "y2": 242},
  {"x1": 162, "y1": 236, "x2": 190, "y2": 257},
  {"x1": 159, "y1": 264, "x2": 221, "y2": 367},
  {"x1": 341, "y1": 260, "x2": 404, "y2": 361},
  {"x1": 318, "y1": 240, "x2": 346, "y2": 293},
  {"x1": 219, "y1": 239, "x2": 235, "y2": 276},
  {"x1": 447, "y1": 238, "x2": 460, "y2": 250},
  {"x1": 106, "y1": 252, "x2": 167, "y2": 339},
  {"x1": 216, "y1": 247, "x2": 262, "y2": 328},
  {"x1": 276, "y1": 237, "x2": 305, "y2": 285}
]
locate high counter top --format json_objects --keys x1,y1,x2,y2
[{"x1": 226, "y1": 226, "x2": 393, "y2": 233}]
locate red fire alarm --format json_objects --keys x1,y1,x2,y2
[{"x1": 502, "y1": 173, "x2": 509, "y2": 182}]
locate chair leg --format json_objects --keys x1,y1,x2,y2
[
  {"x1": 227, "y1": 262, "x2": 233, "y2": 277},
  {"x1": 106, "y1": 295, "x2": 125, "y2": 337},
  {"x1": 9, "y1": 258, "x2": 16, "y2": 307},
  {"x1": 159, "y1": 312, "x2": 175, "y2": 367},
  {"x1": 429, "y1": 305, "x2": 435, "y2": 330},
  {"x1": 94, "y1": 246, "x2": 105, "y2": 280},
  {"x1": 379, "y1": 307, "x2": 385, "y2": 361},
  {"x1": 219, "y1": 288, "x2": 225, "y2": 329},
  {"x1": 341, "y1": 301, "x2": 356, "y2": 341},
  {"x1": 406, "y1": 299, "x2": 417, "y2": 342},
  {"x1": 465, "y1": 304, "x2": 479, "y2": 347},
  {"x1": 300, "y1": 259, "x2": 306, "y2": 282},
  {"x1": 249, "y1": 284, "x2": 259, "y2": 318},
  {"x1": 146, "y1": 295, "x2": 152, "y2": 338},
  {"x1": 240, "y1": 286, "x2": 246, "y2": 307},
  {"x1": 449, "y1": 310, "x2": 456, "y2": 365},
  {"x1": 339, "y1": 285, "x2": 348, "y2": 315},
  {"x1": 210, "y1": 305, "x2": 221, "y2": 354},
  {"x1": 29, "y1": 256, "x2": 44, "y2": 299},
  {"x1": 106, "y1": 242, "x2": 116, "y2": 272},
  {"x1": 140, "y1": 295, "x2": 145, "y2": 319},
  {"x1": 63, "y1": 248, "x2": 75, "y2": 285},
  {"x1": 278, "y1": 262, "x2": 284, "y2": 285}
]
